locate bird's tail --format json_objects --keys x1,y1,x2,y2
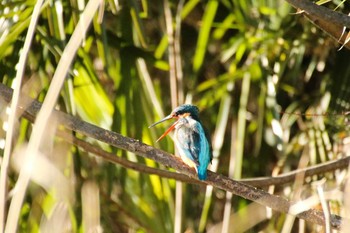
[{"x1": 197, "y1": 166, "x2": 207, "y2": 180}]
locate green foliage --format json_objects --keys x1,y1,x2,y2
[{"x1": 1, "y1": 0, "x2": 350, "y2": 232}]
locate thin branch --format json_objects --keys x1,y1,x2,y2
[
  {"x1": 0, "y1": 83, "x2": 346, "y2": 230},
  {"x1": 240, "y1": 156, "x2": 350, "y2": 187},
  {"x1": 57, "y1": 129, "x2": 201, "y2": 185},
  {"x1": 58, "y1": 127, "x2": 350, "y2": 189},
  {"x1": 58, "y1": 125, "x2": 350, "y2": 188}
]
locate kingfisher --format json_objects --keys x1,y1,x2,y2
[{"x1": 149, "y1": 104, "x2": 212, "y2": 180}]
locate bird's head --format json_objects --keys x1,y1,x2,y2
[
  {"x1": 170, "y1": 104, "x2": 200, "y2": 120},
  {"x1": 149, "y1": 104, "x2": 200, "y2": 142}
]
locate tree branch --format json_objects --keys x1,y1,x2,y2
[
  {"x1": 58, "y1": 126, "x2": 350, "y2": 188},
  {"x1": 0, "y1": 83, "x2": 346, "y2": 229},
  {"x1": 285, "y1": 0, "x2": 350, "y2": 28},
  {"x1": 285, "y1": 0, "x2": 350, "y2": 49}
]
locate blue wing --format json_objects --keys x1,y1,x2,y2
[
  {"x1": 176, "y1": 122, "x2": 198, "y2": 163},
  {"x1": 176, "y1": 118, "x2": 211, "y2": 180}
]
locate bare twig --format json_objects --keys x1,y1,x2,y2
[
  {"x1": 57, "y1": 129, "x2": 201, "y2": 184},
  {"x1": 58, "y1": 126, "x2": 350, "y2": 188},
  {"x1": 0, "y1": 83, "x2": 346, "y2": 230},
  {"x1": 240, "y1": 156, "x2": 350, "y2": 187}
]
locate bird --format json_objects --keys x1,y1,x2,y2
[{"x1": 149, "y1": 104, "x2": 212, "y2": 180}]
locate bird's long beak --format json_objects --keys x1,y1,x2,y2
[
  {"x1": 155, "y1": 121, "x2": 178, "y2": 142},
  {"x1": 148, "y1": 115, "x2": 173, "y2": 128},
  {"x1": 148, "y1": 115, "x2": 178, "y2": 142}
]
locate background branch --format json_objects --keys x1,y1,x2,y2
[{"x1": 58, "y1": 125, "x2": 350, "y2": 188}]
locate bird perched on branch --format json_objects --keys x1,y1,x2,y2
[{"x1": 149, "y1": 104, "x2": 212, "y2": 180}]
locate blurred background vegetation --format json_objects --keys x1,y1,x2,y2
[{"x1": 1, "y1": 0, "x2": 350, "y2": 232}]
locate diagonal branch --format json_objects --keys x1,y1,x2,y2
[
  {"x1": 285, "y1": 0, "x2": 350, "y2": 49},
  {"x1": 0, "y1": 83, "x2": 346, "y2": 230},
  {"x1": 284, "y1": 0, "x2": 350, "y2": 28},
  {"x1": 60, "y1": 124, "x2": 350, "y2": 188}
]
